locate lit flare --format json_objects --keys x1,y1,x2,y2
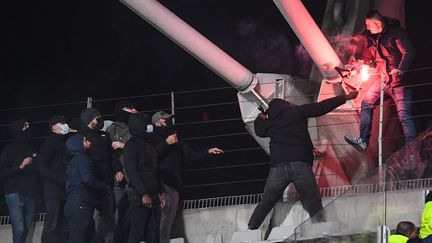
[{"x1": 361, "y1": 64, "x2": 370, "y2": 82}]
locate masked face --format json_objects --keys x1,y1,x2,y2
[
  {"x1": 23, "y1": 122, "x2": 30, "y2": 131},
  {"x1": 146, "y1": 124, "x2": 154, "y2": 133},
  {"x1": 59, "y1": 123, "x2": 70, "y2": 135},
  {"x1": 20, "y1": 125, "x2": 32, "y2": 143},
  {"x1": 96, "y1": 117, "x2": 105, "y2": 131},
  {"x1": 11, "y1": 120, "x2": 32, "y2": 143},
  {"x1": 123, "y1": 107, "x2": 138, "y2": 114},
  {"x1": 117, "y1": 109, "x2": 137, "y2": 123},
  {"x1": 53, "y1": 123, "x2": 70, "y2": 135},
  {"x1": 155, "y1": 118, "x2": 167, "y2": 127}
]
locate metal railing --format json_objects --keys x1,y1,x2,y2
[
  {"x1": 0, "y1": 178, "x2": 431, "y2": 225},
  {"x1": 181, "y1": 193, "x2": 264, "y2": 210},
  {"x1": 0, "y1": 213, "x2": 46, "y2": 226},
  {"x1": 181, "y1": 177, "x2": 432, "y2": 211}
]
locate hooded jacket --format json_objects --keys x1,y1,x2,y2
[
  {"x1": 0, "y1": 119, "x2": 40, "y2": 197},
  {"x1": 37, "y1": 132, "x2": 69, "y2": 201},
  {"x1": 359, "y1": 17, "x2": 415, "y2": 87},
  {"x1": 65, "y1": 133, "x2": 106, "y2": 207},
  {"x1": 123, "y1": 113, "x2": 164, "y2": 198},
  {"x1": 254, "y1": 96, "x2": 346, "y2": 166}
]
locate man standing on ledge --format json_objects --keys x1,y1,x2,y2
[
  {"x1": 248, "y1": 91, "x2": 358, "y2": 230},
  {"x1": 345, "y1": 10, "x2": 416, "y2": 153}
]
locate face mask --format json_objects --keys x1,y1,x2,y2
[
  {"x1": 95, "y1": 117, "x2": 105, "y2": 131},
  {"x1": 117, "y1": 110, "x2": 132, "y2": 123},
  {"x1": 20, "y1": 127, "x2": 32, "y2": 144},
  {"x1": 146, "y1": 124, "x2": 154, "y2": 133},
  {"x1": 59, "y1": 123, "x2": 70, "y2": 135}
]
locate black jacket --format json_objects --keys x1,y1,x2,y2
[
  {"x1": 154, "y1": 127, "x2": 209, "y2": 191},
  {"x1": 65, "y1": 133, "x2": 106, "y2": 207},
  {"x1": 123, "y1": 113, "x2": 164, "y2": 197},
  {"x1": 359, "y1": 17, "x2": 415, "y2": 86},
  {"x1": 254, "y1": 96, "x2": 346, "y2": 166},
  {"x1": 0, "y1": 119, "x2": 40, "y2": 198},
  {"x1": 37, "y1": 133, "x2": 69, "y2": 201},
  {"x1": 81, "y1": 126, "x2": 122, "y2": 186}
]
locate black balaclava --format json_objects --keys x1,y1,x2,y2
[
  {"x1": 154, "y1": 118, "x2": 176, "y2": 139},
  {"x1": 117, "y1": 111, "x2": 132, "y2": 124},
  {"x1": 128, "y1": 113, "x2": 153, "y2": 141},
  {"x1": 95, "y1": 117, "x2": 105, "y2": 131},
  {"x1": 114, "y1": 100, "x2": 135, "y2": 123},
  {"x1": 11, "y1": 119, "x2": 32, "y2": 144}
]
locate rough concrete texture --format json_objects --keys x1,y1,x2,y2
[{"x1": 0, "y1": 190, "x2": 426, "y2": 242}]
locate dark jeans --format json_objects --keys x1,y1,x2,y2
[
  {"x1": 160, "y1": 184, "x2": 179, "y2": 243},
  {"x1": 41, "y1": 199, "x2": 66, "y2": 243},
  {"x1": 114, "y1": 184, "x2": 129, "y2": 243},
  {"x1": 5, "y1": 193, "x2": 36, "y2": 243},
  {"x1": 95, "y1": 190, "x2": 115, "y2": 243},
  {"x1": 128, "y1": 192, "x2": 161, "y2": 243},
  {"x1": 248, "y1": 162, "x2": 324, "y2": 229},
  {"x1": 360, "y1": 81, "x2": 416, "y2": 144},
  {"x1": 64, "y1": 200, "x2": 96, "y2": 243}
]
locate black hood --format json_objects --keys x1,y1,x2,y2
[
  {"x1": 267, "y1": 98, "x2": 295, "y2": 120},
  {"x1": 10, "y1": 119, "x2": 32, "y2": 144},
  {"x1": 426, "y1": 192, "x2": 432, "y2": 204},
  {"x1": 128, "y1": 113, "x2": 152, "y2": 138},
  {"x1": 116, "y1": 110, "x2": 132, "y2": 124}
]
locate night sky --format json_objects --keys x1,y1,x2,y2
[
  {"x1": 0, "y1": 0, "x2": 329, "y2": 107},
  {"x1": 1, "y1": 1, "x2": 432, "y2": 201}
]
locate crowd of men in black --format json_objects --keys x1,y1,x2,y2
[{"x1": 0, "y1": 100, "x2": 223, "y2": 243}]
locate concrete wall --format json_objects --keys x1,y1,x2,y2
[
  {"x1": 171, "y1": 204, "x2": 272, "y2": 243},
  {"x1": 172, "y1": 190, "x2": 426, "y2": 242},
  {"x1": 0, "y1": 190, "x2": 426, "y2": 242},
  {"x1": 0, "y1": 222, "x2": 43, "y2": 243}
]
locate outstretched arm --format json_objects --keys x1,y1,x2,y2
[{"x1": 298, "y1": 91, "x2": 358, "y2": 118}]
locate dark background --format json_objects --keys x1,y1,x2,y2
[{"x1": 1, "y1": 0, "x2": 431, "y2": 213}]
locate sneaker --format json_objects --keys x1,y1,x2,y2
[{"x1": 344, "y1": 135, "x2": 367, "y2": 153}]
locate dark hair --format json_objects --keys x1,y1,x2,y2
[
  {"x1": 365, "y1": 10, "x2": 384, "y2": 22},
  {"x1": 426, "y1": 191, "x2": 432, "y2": 203},
  {"x1": 396, "y1": 221, "x2": 416, "y2": 236}
]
